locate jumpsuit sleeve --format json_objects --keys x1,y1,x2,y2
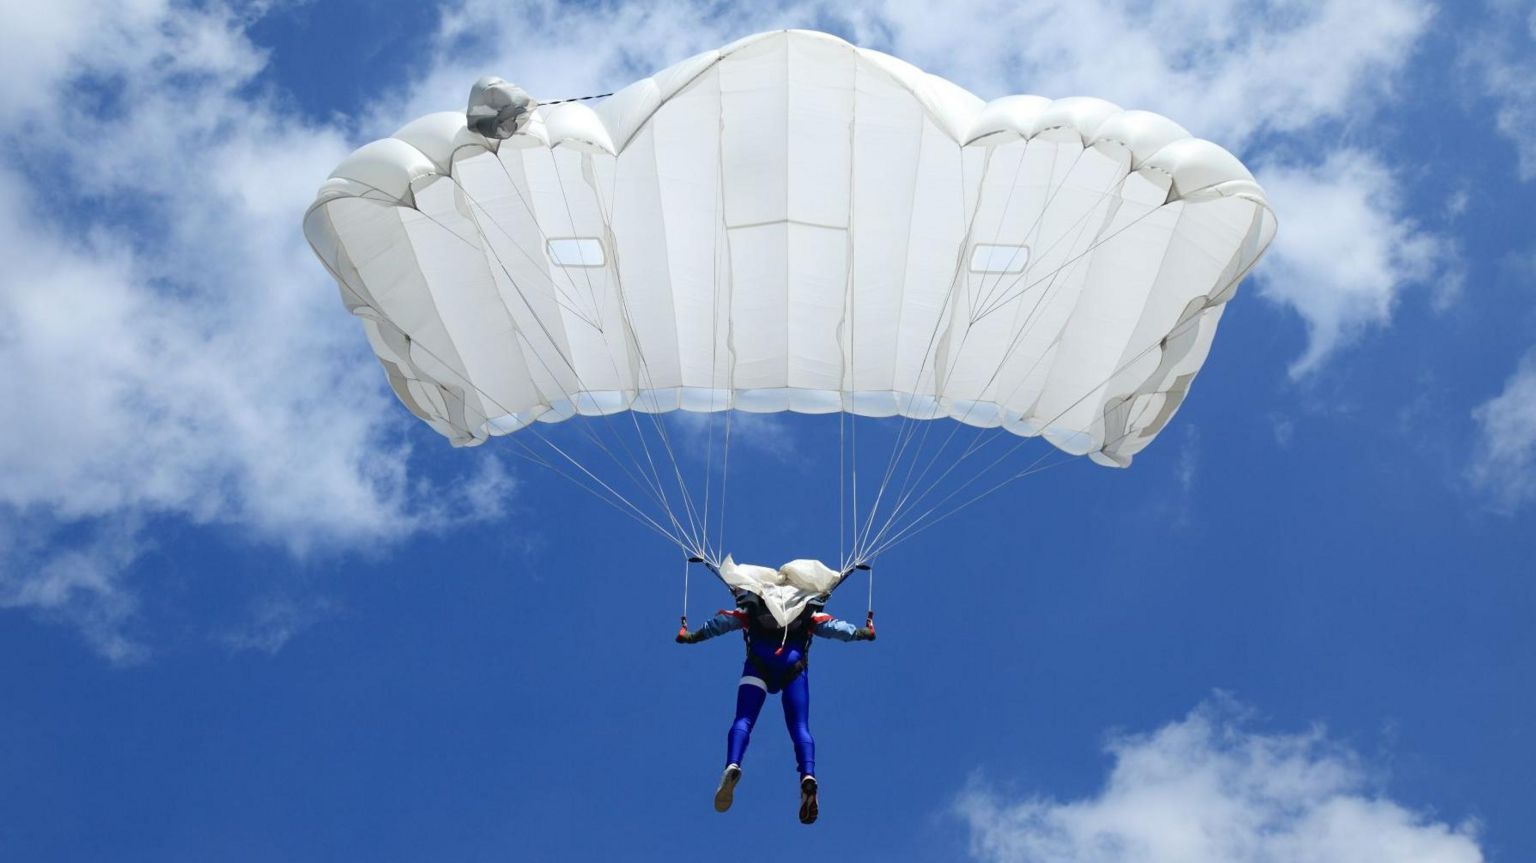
[
  {"x1": 810, "y1": 614, "x2": 860, "y2": 641},
  {"x1": 692, "y1": 611, "x2": 745, "y2": 641}
]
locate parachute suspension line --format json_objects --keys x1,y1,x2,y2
[
  {"x1": 868, "y1": 175, "x2": 1160, "y2": 552},
  {"x1": 862, "y1": 139, "x2": 1086, "y2": 554},
  {"x1": 718, "y1": 404, "x2": 733, "y2": 564},
  {"x1": 577, "y1": 148, "x2": 715, "y2": 552},
  {"x1": 967, "y1": 137, "x2": 1035, "y2": 325},
  {"x1": 868, "y1": 404, "x2": 1150, "y2": 559},
  {"x1": 894, "y1": 180, "x2": 1158, "y2": 505},
  {"x1": 865, "y1": 446, "x2": 1077, "y2": 559},
  {"x1": 857, "y1": 320, "x2": 976, "y2": 559},
  {"x1": 309, "y1": 229, "x2": 694, "y2": 554},
  {"x1": 700, "y1": 156, "x2": 724, "y2": 563},
  {"x1": 864, "y1": 170, "x2": 1124, "y2": 552},
  {"x1": 839, "y1": 62, "x2": 872, "y2": 573},
  {"x1": 839, "y1": 406, "x2": 846, "y2": 572},
  {"x1": 452, "y1": 176, "x2": 704, "y2": 553},
  {"x1": 711, "y1": 100, "x2": 736, "y2": 567},
  {"x1": 846, "y1": 66, "x2": 861, "y2": 572},
  {"x1": 862, "y1": 160, "x2": 1165, "y2": 557},
  {"x1": 864, "y1": 245, "x2": 1265, "y2": 561},
  {"x1": 446, "y1": 173, "x2": 692, "y2": 534},
  {"x1": 465, "y1": 158, "x2": 688, "y2": 541},
  {"x1": 469, "y1": 157, "x2": 703, "y2": 556},
  {"x1": 397, "y1": 174, "x2": 697, "y2": 556},
  {"x1": 852, "y1": 121, "x2": 948, "y2": 535},
  {"x1": 853, "y1": 136, "x2": 1012, "y2": 562},
  {"x1": 705, "y1": 100, "x2": 734, "y2": 566},
  {"x1": 547, "y1": 151, "x2": 709, "y2": 555}
]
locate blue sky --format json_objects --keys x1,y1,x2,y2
[{"x1": 2, "y1": 1, "x2": 1533, "y2": 860}]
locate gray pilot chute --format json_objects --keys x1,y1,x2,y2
[{"x1": 466, "y1": 76, "x2": 538, "y2": 139}]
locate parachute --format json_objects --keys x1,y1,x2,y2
[{"x1": 303, "y1": 29, "x2": 1275, "y2": 578}]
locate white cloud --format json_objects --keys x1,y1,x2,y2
[
  {"x1": 1271, "y1": 413, "x2": 1297, "y2": 448},
  {"x1": 1176, "y1": 425, "x2": 1200, "y2": 495},
  {"x1": 0, "y1": 514, "x2": 146, "y2": 663},
  {"x1": 1462, "y1": 0, "x2": 1536, "y2": 181},
  {"x1": 1253, "y1": 152, "x2": 1453, "y2": 376},
  {"x1": 1468, "y1": 349, "x2": 1536, "y2": 510},
  {"x1": 956, "y1": 699, "x2": 1485, "y2": 863},
  {"x1": 221, "y1": 593, "x2": 338, "y2": 655},
  {"x1": 0, "y1": 1, "x2": 515, "y2": 659},
  {"x1": 670, "y1": 412, "x2": 799, "y2": 464},
  {"x1": 850, "y1": 0, "x2": 1432, "y2": 148}
]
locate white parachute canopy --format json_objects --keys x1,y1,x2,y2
[
  {"x1": 303, "y1": 29, "x2": 1275, "y2": 565},
  {"x1": 718, "y1": 557, "x2": 843, "y2": 628}
]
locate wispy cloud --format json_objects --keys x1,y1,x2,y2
[
  {"x1": 221, "y1": 593, "x2": 339, "y2": 656},
  {"x1": 1176, "y1": 425, "x2": 1200, "y2": 496},
  {"x1": 0, "y1": 514, "x2": 146, "y2": 663},
  {"x1": 1468, "y1": 349, "x2": 1536, "y2": 511},
  {"x1": 670, "y1": 412, "x2": 799, "y2": 464},
  {"x1": 1461, "y1": 0, "x2": 1536, "y2": 181},
  {"x1": 1254, "y1": 152, "x2": 1455, "y2": 377},
  {"x1": 956, "y1": 697, "x2": 1485, "y2": 863}
]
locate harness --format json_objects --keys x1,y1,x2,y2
[{"x1": 719, "y1": 595, "x2": 832, "y2": 692}]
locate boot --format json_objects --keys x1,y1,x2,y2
[
  {"x1": 798, "y1": 774, "x2": 819, "y2": 824},
  {"x1": 713, "y1": 763, "x2": 742, "y2": 812}
]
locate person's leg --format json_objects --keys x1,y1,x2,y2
[
  {"x1": 716, "y1": 673, "x2": 768, "y2": 813},
  {"x1": 727, "y1": 674, "x2": 769, "y2": 767},
  {"x1": 782, "y1": 672, "x2": 818, "y2": 824},
  {"x1": 780, "y1": 671, "x2": 814, "y2": 778}
]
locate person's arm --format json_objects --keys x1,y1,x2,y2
[
  {"x1": 811, "y1": 613, "x2": 876, "y2": 642},
  {"x1": 676, "y1": 610, "x2": 745, "y2": 643}
]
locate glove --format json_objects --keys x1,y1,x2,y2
[
  {"x1": 853, "y1": 626, "x2": 876, "y2": 641},
  {"x1": 676, "y1": 627, "x2": 703, "y2": 644}
]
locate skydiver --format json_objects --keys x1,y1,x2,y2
[{"x1": 676, "y1": 563, "x2": 875, "y2": 825}]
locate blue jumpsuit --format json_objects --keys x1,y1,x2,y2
[{"x1": 691, "y1": 609, "x2": 860, "y2": 778}]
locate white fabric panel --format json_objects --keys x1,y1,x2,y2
[
  {"x1": 409, "y1": 178, "x2": 541, "y2": 429},
  {"x1": 726, "y1": 222, "x2": 788, "y2": 389},
  {"x1": 847, "y1": 62, "x2": 927, "y2": 395},
  {"x1": 720, "y1": 36, "x2": 788, "y2": 227},
  {"x1": 453, "y1": 149, "x2": 583, "y2": 418},
  {"x1": 888, "y1": 121, "x2": 967, "y2": 414},
  {"x1": 787, "y1": 223, "x2": 849, "y2": 391},
  {"x1": 787, "y1": 34, "x2": 854, "y2": 228},
  {"x1": 305, "y1": 29, "x2": 1276, "y2": 467},
  {"x1": 651, "y1": 66, "x2": 728, "y2": 398}
]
